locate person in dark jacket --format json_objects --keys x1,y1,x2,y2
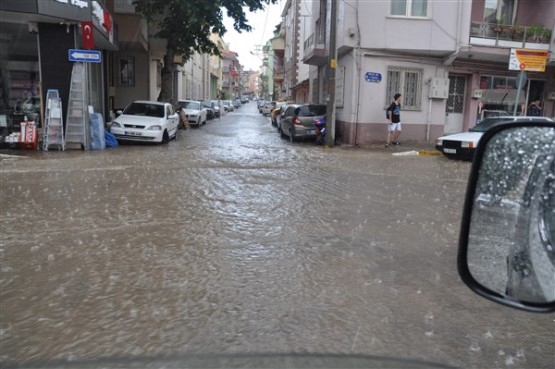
[{"x1": 385, "y1": 93, "x2": 402, "y2": 147}]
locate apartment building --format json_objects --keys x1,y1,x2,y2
[
  {"x1": 281, "y1": 0, "x2": 310, "y2": 103},
  {"x1": 302, "y1": 0, "x2": 554, "y2": 146}
]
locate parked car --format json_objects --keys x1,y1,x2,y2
[
  {"x1": 261, "y1": 101, "x2": 276, "y2": 116},
  {"x1": 177, "y1": 100, "x2": 207, "y2": 127},
  {"x1": 201, "y1": 100, "x2": 215, "y2": 120},
  {"x1": 257, "y1": 99, "x2": 266, "y2": 113},
  {"x1": 233, "y1": 99, "x2": 242, "y2": 109},
  {"x1": 223, "y1": 100, "x2": 234, "y2": 112},
  {"x1": 272, "y1": 102, "x2": 293, "y2": 127},
  {"x1": 279, "y1": 104, "x2": 327, "y2": 143},
  {"x1": 435, "y1": 116, "x2": 553, "y2": 161},
  {"x1": 211, "y1": 100, "x2": 222, "y2": 117},
  {"x1": 109, "y1": 100, "x2": 179, "y2": 144}
]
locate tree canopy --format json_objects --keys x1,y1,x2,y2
[{"x1": 133, "y1": 0, "x2": 277, "y2": 102}]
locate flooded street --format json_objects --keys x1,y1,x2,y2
[{"x1": 1, "y1": 103, "x2": 553, "y2": 369}]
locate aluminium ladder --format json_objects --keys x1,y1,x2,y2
[
  {"x1": 65, "y1": 63, "x2": 88, "y2": 149},
  {"x1": 43, "y1": 89, "x2": 64, "y2": 151}
]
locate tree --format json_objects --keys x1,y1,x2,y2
[{"x1": 133, "y1": 0, "x2": 276, "y2": 103}]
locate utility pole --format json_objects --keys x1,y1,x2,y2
[{"x1": 325, "y1": 0, "x2": 337, "y2": 147}]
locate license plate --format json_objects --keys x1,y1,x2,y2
[
  {"x1": 444, "y1": 148, "x2": 457, "y2": 154},
  {"x1": 125, "y1": 131, "x2": 142, "y2": 136},
  {"x1": 306, "y1": 129, "x2": 315, "y2": 135}
]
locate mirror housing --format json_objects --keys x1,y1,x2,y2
[{"x1": 458, "y1": 120, "x2": 555, "y2": 313}]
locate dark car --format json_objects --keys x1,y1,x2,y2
[
  {"x1": 279, "y1": 104, "x2": 327, "y2": 143},
  {"x1": 201, "y1": 100, "x2": 215, "y2": 120}
]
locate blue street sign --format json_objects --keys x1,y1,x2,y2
[
  {"x1": 68, "y1": 49, "x2": 102, "y2": 63},
  {"x1": 365, "y1": 72, "x2": 382, "y2": 83}
]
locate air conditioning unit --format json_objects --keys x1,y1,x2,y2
[
  {"x1": 472, "y1": 89, "x2": 483, "y2": 99},
  {"x1": 429, "y1": 78, "x2": 449, "y2": 99},
  {"x1": 547, "y1": 91, "x2": 555, "y2": 100}
]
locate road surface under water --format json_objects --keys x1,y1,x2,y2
[{"x1": 1, "y1": 103, "x2": 553, "y2": 368}]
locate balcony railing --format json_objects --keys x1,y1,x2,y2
[
  {"x1": 302, "y1": 31, "x2": 328, "y2": 66},
  {"x1": 470, "y1": 21, "x2": 552, "y2": 46}
]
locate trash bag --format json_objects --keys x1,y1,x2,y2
[{"x1": 104, "y1": 130, "x2": 118, "y2": 148}]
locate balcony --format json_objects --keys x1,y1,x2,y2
[
  {"x1": 470, "y1": 21, "x2": 552, "y2": 50},
  {"x1": 273, "y1": 65, "x2": 284, "y2": 82},
  {"x1": 302, "y1": 32, "x2": 328, "y2": 66}
]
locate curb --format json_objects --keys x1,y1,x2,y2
[{"x1": 391, "y1": 150, "x2": 441, "y2": 157}]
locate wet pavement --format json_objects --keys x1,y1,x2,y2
[{"x1": 1, "y1": 103, "x2": 553, "y2": 368}]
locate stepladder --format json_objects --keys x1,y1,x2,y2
[
  {"x1": 43, "y1": 89, "x2": 64, "y2": 151},
  {"x1": 65, "y1": 63, "x2": 88, "y2": 149}
]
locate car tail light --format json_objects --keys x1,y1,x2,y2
[{"x1": 293, "y1": 116, "x2": 302, "y2": 126}]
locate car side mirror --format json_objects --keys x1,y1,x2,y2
[
  {"x1": 116, "y1": 110, "x2": 123, "y2": 117},
  {"x1": 458, "y1": 121, "x2": 555, "y2": 313}
]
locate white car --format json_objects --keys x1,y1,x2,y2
[
  {"x1": 261, "y1": 101, "x2": 276, "y2": 116},
  {"x1": 177, "y1": 100, "x2": 207, "y2": 127},
  {"x1": 435, "y1": 116, "x2": 553, "y2": 161},
  {"x1": 110, "y1": 100, "x2": 179, "y2": 144}
]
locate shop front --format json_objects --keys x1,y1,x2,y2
[
  {"x1": 477, "y1": 74, "x2": 546, "y2": 120},
  {"x1": 0, "y1": 0, "x2": 117, "y2": 150}
]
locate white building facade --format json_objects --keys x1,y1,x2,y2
[{"x1": 302, "y1": 0, "x2": 555, "y2": 145}]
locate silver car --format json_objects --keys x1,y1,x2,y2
[{"x1": 279, "y1": 104, "x2": 327, "y2": 143}]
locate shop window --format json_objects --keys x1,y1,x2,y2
[
  {"x1": 119, "y1": 56, "x2": 135, "y2": 86},
  {"x1": 479, "y1": 75, "x2": 526, "y2": 116},
  {"x1": 386, "y1": 66, "x2": 423, "y2": 110}
]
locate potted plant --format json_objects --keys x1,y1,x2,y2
[
  {"x1": 511, "y1": 22, "x2": 524, "y2": 40},
  {"x1": 528, "y1": 23, "x2": 548, "y2": 42},
  {"x1": 493, "y1": 19, "x2": 504, "y2": 33}
]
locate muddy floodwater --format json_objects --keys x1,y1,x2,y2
[{"x1": 1, "y1": 103, "x2": 553, "y2": 368}]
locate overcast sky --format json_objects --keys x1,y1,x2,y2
[{"x1": 222, "y1": 1, "x2": 285, "y2": 71}]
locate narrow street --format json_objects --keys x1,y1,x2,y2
[{"x1": 1, "y1": 102, "x2": 553, "y2": 369}]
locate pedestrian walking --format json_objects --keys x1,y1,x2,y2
[{"x1": 385, "y1": 93, "x2": 402, "y2": 147}]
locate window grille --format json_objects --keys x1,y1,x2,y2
[{"x1": 386, "y1": 67, "x2": 423, "y2": 110}]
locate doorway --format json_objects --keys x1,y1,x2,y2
[{"x1": 445, "y1": 75, "x2": 466, "y2": 134}]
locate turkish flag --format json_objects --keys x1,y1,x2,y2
[
  {"x1": 81, "y1": 21, "x2": 94, "y2": 50},
  {"x1": 103, "y1": 11, "x2": 112, "y2": 33}
]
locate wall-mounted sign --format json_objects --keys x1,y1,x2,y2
[
  {"x1": 365, "y1": 72, "x2": 382, "y2": 83},
  {"x1": 68, "y1": 49, "x2": 102, "y2": 63},
  {"x1": 509, "y1": 49, "x2": 548, "y2": 72}
]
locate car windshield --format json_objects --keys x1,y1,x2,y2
[
  {"x1": 296, "y1": 105, "x2": 326, "y2": 117},
  {"x1": 202, "y1": 101, "x2": 212, "y2": 108},
  {"x1": 123, "y1": 102, "x2": 165, "y2": 118},
  {"x1": 182, "y1": 101, "x2": 200, "y2": 110},
  {"x1": 469, "y1": 117, "x2": 513, "y2": 132}
]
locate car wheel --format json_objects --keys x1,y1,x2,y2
[{"x1": 162, "y1": 130, "x2": 169, "y2": 144}]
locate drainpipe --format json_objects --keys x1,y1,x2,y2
[
  {"x1": 443, "y1": 0, "x2": 463, "y2": 66},
  {"x1": 353, "y1": 0, "x2": 361, "y2": 146}
]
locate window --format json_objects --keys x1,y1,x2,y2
[
  {"x1": 386, "y1": 67, "x2": 423, "y2": 110},
  {"x1": 391, "y1": 0, "x2": 428, "y2": 17},
  {"x1": 118, "y1": 56, "x2": 134, "y2": 86}
]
